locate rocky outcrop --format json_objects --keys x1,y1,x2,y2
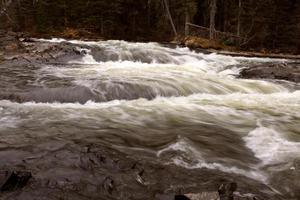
[
  {"x1": 239, "y1": 62, "x2": 300, "y2": 83},
  {"x1": 0, "y1": 31, "x2": 24, "y2": 53},
  {"x1": 0, "y1": 143, "x2": 278, "y2": 200},
  {"x1": 0, "y1": 171, "x2": 32, "y2": 192}
]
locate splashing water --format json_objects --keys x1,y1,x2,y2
[{"x1": 0, "y1": 39, "x2": 299, "y2": 199}]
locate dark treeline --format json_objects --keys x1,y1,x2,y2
[{"x1": 1, "y1": 0, "x2": 300, "y2": 52}]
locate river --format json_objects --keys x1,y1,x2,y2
[{"x1": 0, "y1": 39, "x2": 299, "y2": 200}]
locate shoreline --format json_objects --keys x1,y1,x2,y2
[
  {"x1": 173, "y1": 36, "x2": 300, "y2": 60},
  {"x1": 1, "y1": 32, "x2": 300, "y2": 84},
  {"x1": 1, "y1": 30, "x2": 300, "y2": 61}
]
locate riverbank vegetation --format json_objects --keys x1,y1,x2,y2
[{"x1": 1, "y1": 0, "x2": 300, "y2": 54}]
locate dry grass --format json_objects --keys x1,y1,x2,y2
[
  {"x1": 62, "y1": 28, "x2": 80, "y2": 39},
  {"x1": 61, "y1": 28, "x2": 98, "y2": 39},
  {"x1": 176, "y1": 35, "x2": 236, "y2": 51}
]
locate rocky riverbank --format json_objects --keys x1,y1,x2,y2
[
  {"x1": 0, "y1": 142, "x2": 283, "y2": 200},
  {"x1": 239, "y1": 62, "x2": 300, "y2": 83},
  {"x1": 176, "y1": 36, "x2": 300, "y2": 83}
]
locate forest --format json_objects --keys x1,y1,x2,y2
[{"x1": 1, "y1": 0, "x2": 300, "y2": 53}]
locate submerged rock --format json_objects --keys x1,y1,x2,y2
[
  {"x1": 0, "y1": 171, "x2": 32, "y2": 192},
  {"x1": 218, "y1": 182, "x2": 237, "y2": 200},
  {"x1": 161, "y1": 182, "x2": 261, "y2": 200},
  {"x1": 176, "y1": 192, "x2": 220, "y2": 200}
]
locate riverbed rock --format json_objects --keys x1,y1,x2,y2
[
  {"x1": 0, "y1": 171, "x2": 32, "y2": 192},
  {"x1": 239, "y1": 62, "x2": 300, "y2": 82},
  {"x1": 218, "y1": 182, "x2": 237, "y2": 200},
  {"x1": 268, "y1": 159, "x2": 300, "y2": 200},
  {"x1": 0, "y1": 31, "x2": 23, "y2": 53},
  {"x1": 177, "y1": 192, "x2": 220, "y2": 200},
  {"x1": 21, "y1": 41, "x2": 86, "y2": 63}
]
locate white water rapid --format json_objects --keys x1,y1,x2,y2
[{"x1": 0, "y1": 39, "x2": 299, "y2": 199}]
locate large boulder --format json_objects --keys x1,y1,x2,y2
[
  {"x1": 239, "y1": 62, "x2": 300, "y2": 83},
  {"x1": 0, "y1": 31, "x2": 23, "y2": 52}
]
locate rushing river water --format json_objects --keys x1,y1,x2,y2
[{"x1": 0, "y1": 39, "x2": 300, "y2": 199}]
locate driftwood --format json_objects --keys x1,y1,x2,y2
[{"x1": 162, "y1": 0, "x2": 177, "y2": 36}]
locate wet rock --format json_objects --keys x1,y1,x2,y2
[
  {"x1": 155, "y1": 193, "x2": 176, "y2": 200},
  {"x1": 268, "y1": 159, "x2": 300, "y2": 200},
  {"x1": 164, "y1": 182, "x2": 238, "y2": 200},
  {"x1": 239, "y1": 62, "x2": 300, "y2": 82},
  {"x1": 175, "y1": 194, "x2": 192, "y2": 200},
  {"x1": 0, "y1": 86, "x2": 100, "y2": 104},
  {"x1": 135, "y1": 172, "x2": 146, "y2": 186},
  {"x1": 184, "y1": 192, "x2": 220, "y2": 200},
  {"x1": 175, "y1": 192, "x2": 220, "y2": 200},
  {"x1": 21, "y1": 37, "x2": 37, "y2": 43},
  {"x1": 0, "y1": 31, "x2": 24, "y2": 53},
  {"x1": 103, "y1": 176, "x2": 114, "y2": 195},
  {"x1": 218, "y1": 182, "x2": 237, "y2": 200},
  {"x1": 33, "y1": 43, "x2": 85, "y2": 63},
  {"x1": 157, "y1": 192, "x2": 220, "y2": 200},
  {"x1": 0, "y1": 171, "x2": 32, "y2": 192}
]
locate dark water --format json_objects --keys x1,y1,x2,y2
[{"x1": 0, "y1": 39, "x2": 299, "y2": 199}]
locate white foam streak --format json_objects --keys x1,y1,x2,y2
[
  {"x1": 33, "y1": 38, "x2": 67, "y2": 43},
  {"x1": 69, "y1": 49, "x2": 98, "y2": 64},
  {"x1": 3, "y1": 39, "x2": 300, "y2": 184},
  {"x1": 244, "y1": 126, "x2": 300, "y2": 165},
  {"x1": 0, "y1": 116, "x2": 20, "y2": 129},
  {"x1": 157, "y1": 139, "x2": 267, "y2": 182}
]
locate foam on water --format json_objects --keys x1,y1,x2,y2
[
  {"x1": 157, "y1": 138, "x2": 267, "y2": 182},
  {"x1": 244, "y1": 126, "x2": 300, "y2": 165},
  {"x1": 69, "y1": 48, "x2": 99, "y2": 64},
  {"x1": 34, "y1": 38, "x2": 67, "y2": 43},
  {"x1": 1, "y1": 90, "x2": 298, "y2": 109},
  {"x1": 0, "y1": 107, "x2": 20, "y2": 129},
  {"x1": 33, "y1": 39, "x2": 291, "y2": 99},
  {"x1": 0, "y1": 91, "x2": 298, "y2": 143},
  {"x1": 0, "y1": 116, "x2": 20, "y2": 129},
  {"x1": 39, "y1": 59, "x2": 288, "y2": 97},
  {"x1": 34, "y1": 38, "x2": 287, "y2": 64},
  {"x1": 2, "y1": 39, "x2": 300, "y2": 194}
]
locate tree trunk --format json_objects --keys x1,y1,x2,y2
[
  {"x1": 185, "y1": 4, "x2": 190, "y2": 36},
  {"x1": 0, "y1": 0, "x2": 14, "y2": 29},
  {"x1": 237, "y1": 0, "x2": 242, "y2": 37},
  {"x1": 209, "y1": 0, "x2": 217, "y2": 40},
  {"x1": 162, "y1": 0, "x2": 177, "y2": 36},
  {"x1": 100, "y1": 15, "x2": 104, "y2": 35},
  {"x1": 147, "y1": 0, "x2": 151, "y2": 29},
  {"x1": 223, "y1": 0, "x2": 227, "y2": 32},
  {"x1": 0, "y1": 0, "x2": 13, "y2": 17},
  {"x1": 63, "y1": 0, "x2": 68, "y2": 27}
]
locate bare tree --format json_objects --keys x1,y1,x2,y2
[
  {"x1": 162, "y1": 0, "x2": 177, "y2": 36},
  {"x1": 184, "y1": 0, "x2": 190, "y2": 36},
  {"x1": 209, "y1": 0, "x2": 217, "y2": 40},
  {"x1": 0, "y1": 0, "x2": 14, "y2": 28},
  {"x1": 0, "y1": 0, "x2": 13, "y2": 17},
  {"x1": 237, "y1": 0, "x2": 242, "y2": 37},
  {"x1": 147, "y1": 0, "x2": 151, "y2": 29}
]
